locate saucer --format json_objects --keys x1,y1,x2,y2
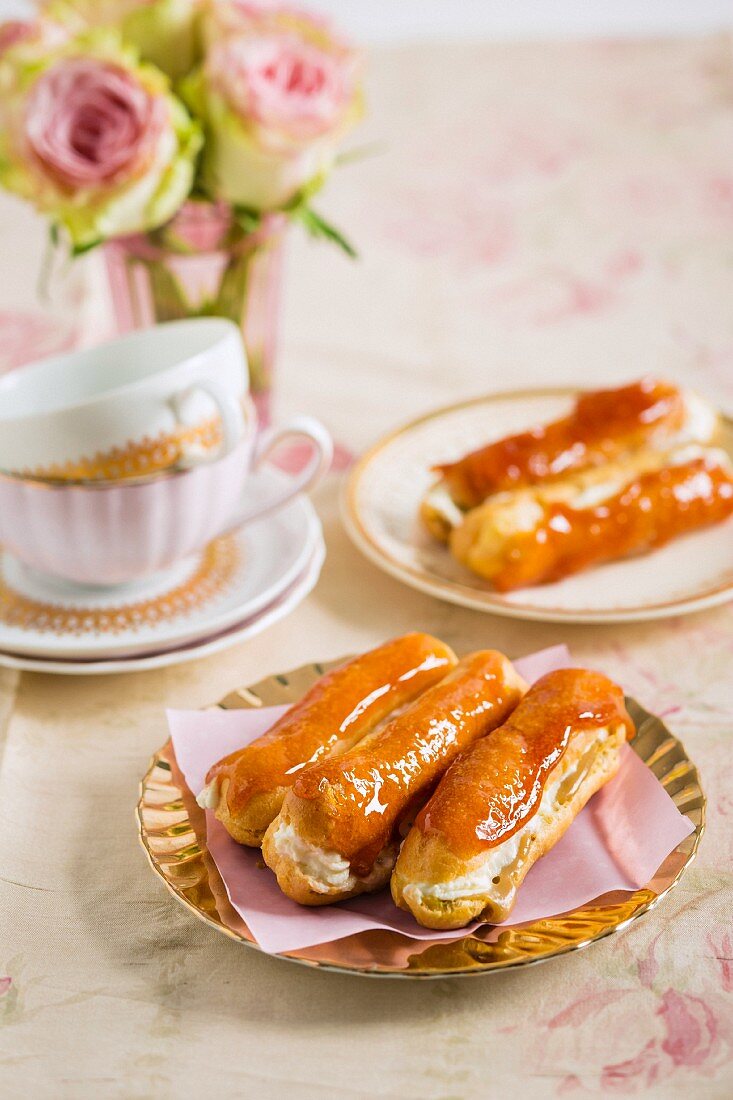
[
  {"x1": 343, "y1": 387, "x2": 733, "y2": 624},
  {"x1": 0, "y1": 538, "x2": 324, "y2": 675},
  {"x1": 0, "y1": 467, "x2": 322, "y2": 659}
]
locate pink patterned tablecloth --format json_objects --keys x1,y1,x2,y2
[{"x1": 0, "y1": 35, "x2": 732, "y2": 1099}]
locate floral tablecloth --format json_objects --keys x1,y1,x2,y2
[{"x1": 1, "y1": 35, "x2": 732, "y2": 1098}]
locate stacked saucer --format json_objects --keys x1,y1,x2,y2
[
  {"x1": 0, "y1": 320, "x2": 332, "y2": 674},
  {"x1": 0, "y1": 466, "x2": 324, "y2": 675}
]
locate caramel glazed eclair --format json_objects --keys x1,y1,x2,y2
[
  {"x1": 392, "y1": 668, "x2": 634, "y2": 930},
  {"x1": 197, "y1": 633, "x2": 457, "y2": 846},
  {"x1": 262, "y1": 651, "x2": 527, "y2": 905},
  {"x1": 421, "y1": 377, "x2": 719, "y2": 541},
  {"x1": 450, "y1": 446, "x2": 733, "y2": 590}
]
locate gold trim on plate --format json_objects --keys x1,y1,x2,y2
[
  {"x1": 342, "y1": 387, "x2": 733, "y2": 623},
  {"x1": 136, "y1": 657, "x2": 705, "y2": 978},
  {"x1": 0, "y1": 536, "x2": 241, "y2": 636}
]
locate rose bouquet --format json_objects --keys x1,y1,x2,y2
[{"x1": 0, "y1": 1, "x2": 363, "y2": 399}]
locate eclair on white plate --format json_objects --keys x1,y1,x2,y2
[
  {"x1": 421, "y1": 377, "x2": 719, "y2": 540},
  {"x1": 449, "y1": 446, "x2": 733, "y2": 590}
]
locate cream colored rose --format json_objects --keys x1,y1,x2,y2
[
  {"x1": 187, "y1": 7, "x2": 362, "y2": 210},
  {"x1": 43, "y1": 0, "x2": 201, "y2": 80}
]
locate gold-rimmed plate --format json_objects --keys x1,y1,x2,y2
[
  {"x1": 341, "y1": 387, "x2": 733, "y2": 623},
  {"x1": 137, "y1": 658, "x2": 705, "y2": 978}
]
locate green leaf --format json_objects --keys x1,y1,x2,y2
[
  {"x1": 214, "y1": 253, "x2": 252, "y2": 325},
  {"x1": 71, "y1": 238, "x2": 102, "y2": 258},
  {"x1": 233, "y1": 205, "x2": 263, "y2": 234},
  {"x1": 296, "y1": 206, "x2": 358, "y2": 259},
  {"x1": 335, "y1": 141, "x2": 387, "y2": 167},
  {"x1": 145, "y1": 260, "x2": 193, "y2": 320},
  {"x1": 282, "y1": 171, "x2": 329, "y2": 214}
]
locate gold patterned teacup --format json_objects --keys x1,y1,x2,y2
[
  {"x1": 0, "y1": 319, "x2": 248, "y2": 481},
  {"x1": 0, "y1": 415, "x2": 333, "y2": 586}
]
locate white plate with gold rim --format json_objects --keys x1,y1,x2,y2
[
  {"x1": 0, "y1": 467, "x2": 322, "y2": 659},
  {"x1": 342, "y1": 387, "x2": 733, "y2": 624},
  {"x1": 0, "y1": 538, "x2": 324, "y2": 675}
]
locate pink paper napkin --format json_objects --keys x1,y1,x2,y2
[{"x1": 167, "y1": 645, "x2": 694, "y2": 955}]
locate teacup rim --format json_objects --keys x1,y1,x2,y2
[{"x1": 0, "y1": 318, "x2": 245, "y2": 424}]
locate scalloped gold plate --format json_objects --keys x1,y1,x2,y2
[{"x1": 137, "y1": 658, "x2": 705, "y2": 978}]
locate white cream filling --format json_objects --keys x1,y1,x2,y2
[
  {"x1": 438, "y1": 390, "x2": 717, "y2": 530},
  {"x1": 690, "y1": 445, "x2": 730, "y2": 470},
  {"x1": 569, "y1": 479, "x2": 622, "y2": 509},
  {"x1": 196, "y1": 780, "x2": 219, "y2": 810},
  {"x1": 423, "y1": 482, "x2": 465, "y2": 528},
  {"x1": 508, "y1": 442, "x2": 719, "y2": 521},
  {"x1": 668, "y1": 392, "x2": 718, "y2": 448},
  {"x1": 271, "y1": 819, "x2": 395, "y2": 895},
  {"x1": 440, "y1": 391, "x2": 713, "y2": 510},
  {"x1": 566, "y1": 442, "x2": 726, "y2": 511},
  {"x1": 403, "y1": 731, "x2": 608, "y2": 907},
  {"x1": 564, "y1": 443, "x2": 714, "y2": 511}
]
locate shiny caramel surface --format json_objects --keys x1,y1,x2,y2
[
  {"x1": 417, "y1": 669, "x2": 634, "y2": 859},
  {"x1": 489, "y1": 454, "x2": 733, "y2": 591},
  {"x1": 292, "y1": 651, "x2": 524, "y2": 876},
  {"x1": 438, "y1": 378, "x2": 685, "y2": 507},
  {"x1": 207, "y1": 632, "x2": 456, "y2": 813}
]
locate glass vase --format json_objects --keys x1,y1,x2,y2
[{"x1": 104, "y1": 201, "x2": 287, "y2": 423}]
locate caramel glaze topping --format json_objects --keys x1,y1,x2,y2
[
  {"x1": 207, "y1": 632, "x2": 457, "y2": 813},
  {"x1": 491, "y1": 455, "x2": 733, "y2": 592},
  {"x1": 291, "y1": 651, "x2": 524, "y2": 877},
  {"x1": 438, "y1": 378, "x2": 685, "y2": 508},
  {"x1": 416, "y1": 669, "x2": 634, "y2": 860}
]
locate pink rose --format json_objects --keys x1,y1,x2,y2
[
  {"x1": 213, "y1": 32, "x2": 355, "y2": 149},
  {"x1": 25, "y1": 58, "x2": 166, "y2": 189},
  {"x1": 602, "y1": 1039, "x2": 664, "y2": 1092},
  {"x1": 0, "y1": 21, "x2": 33, "y2": 57},
  {"x1": 657, "y1": 989, "x2": 720, "y2": 1068},
  {"x1": 601, "y1": 989, "x2": 723, "y2": 1092},
  {"x1": 0, "y1": 18, "x2": 68, "y2": 75},
  {"x1": 191, "y1": 7, "x2": 361, "y2": 208},
  {"x1": 0, "y1": 37, "x2": 201, "y2": 245}
]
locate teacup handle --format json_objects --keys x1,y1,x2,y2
[
  {"x1": 171, "y1": 379, "x2": 247, "y2": 464},
  {"x1": 221, "y1": 416, "x2": 334, "y2": 532}
]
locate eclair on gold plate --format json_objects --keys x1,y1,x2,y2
[
  {"x1": 262, "y1": 650, "x2": 527, "y2": 905},
  {"x1": 198, "y1": 632, "x2": 456, "y2": 846},
  {"x1": 391, "y1": 668, "x2": 634, "y2": 929}
]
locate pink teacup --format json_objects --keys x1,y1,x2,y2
[{"x1": 0, "y1": 416, "x2": 332, "y2": 586}]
